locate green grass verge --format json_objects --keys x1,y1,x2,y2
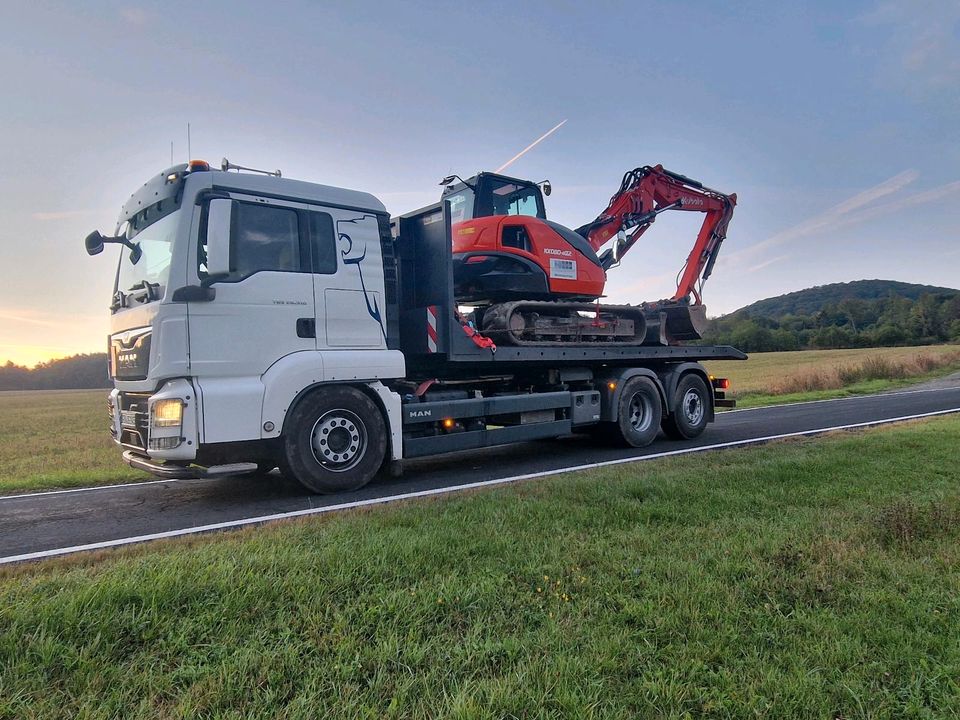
[{"x1": 2, "y1": 416, "x2": 959, "y2": 718}]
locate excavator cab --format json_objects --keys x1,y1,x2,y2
[
  {"x1": 441, "y1": 172, "x2": 547, "y2": 224},
  {"x1": 444, "y1": 172, "x2": 607, "y2": 305}
]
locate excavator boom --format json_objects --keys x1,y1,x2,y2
[{"x1": 576, "y1": 165, "x2": 736, "y2": 304}]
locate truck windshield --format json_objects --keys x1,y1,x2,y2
[{"x1": 115, "y1": 210, "x2": 179, "y2": 302}]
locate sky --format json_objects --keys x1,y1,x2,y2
[{"x1": 0, "y1": 0, "x2": 958, "y2": 366}]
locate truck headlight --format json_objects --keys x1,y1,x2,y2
[{"x1": 152, "y1": 398, "x2": 183, "y2": 428}]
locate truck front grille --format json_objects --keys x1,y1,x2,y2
[{"x1": 117, "y1": 392, "x2": 151, "y2": 451}]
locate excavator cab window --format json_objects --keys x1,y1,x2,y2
[
  {"x1": 489, "y1": 180, "x2": 542, "y2": 217},
  {"x1": 474, "y1": 175, "x2": 546, "y2": 220},
  {"x1": 446, "y1": 189, "x2": 475, "y2": 224},
  {"x1": 501, "y1": 225, "x2": 532, "y2": 253}
]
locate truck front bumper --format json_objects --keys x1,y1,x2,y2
[{"x1": 122, "y1": 451, "x2": 259, "y2": 479}]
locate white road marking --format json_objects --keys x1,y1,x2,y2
[
  {"x1": 0, "y1": 477, "x2": 196, "y2": 502},
  {"x1": 721, "y1": 384, "x2": 960, "y2": 414},
  {"x1": 4, "y1": 384, "x2": 959, "y2": 504},
  {"x1": 2, "y1": 407, "x2": 958, "y2": 565}
]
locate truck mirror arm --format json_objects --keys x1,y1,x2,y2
[{"x1": 84, "y1": 230, "x2": 142, "y2": 264}]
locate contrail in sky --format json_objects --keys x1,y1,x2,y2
[{"x1": 495, "y1": 119, "x2": 567, "y2": 173}]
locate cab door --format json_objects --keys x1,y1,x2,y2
[{"x1": 187, "y1": 196, "x2": 317, "y2": 381}]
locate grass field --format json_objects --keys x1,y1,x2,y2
[
  {"x1": 1, "y1": 416, "x2": 958, "y2": 718},
  {"x1": 0, "y1": 389, "x2": 139, "y2": 494},
  {"x1": 707, "y1": 344, "x2": 960, "y2": 407}
]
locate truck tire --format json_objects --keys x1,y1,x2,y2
[
  {"x1": 279, "y1": 386, "x2": 387, "y2": 494},
  {"x1": 662, "y1": 374, "x2": 710, "y2": 440},
  {"x1": 606, "y1": 376, "x2": 663, "y2": 448}
]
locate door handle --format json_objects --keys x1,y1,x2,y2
[{"x1": 296, "y1": 318, "x2": 316, "y2": 339}]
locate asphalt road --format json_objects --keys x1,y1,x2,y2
[{"x1": 3, "y1": 380, "x2": 959, "y2": 563}]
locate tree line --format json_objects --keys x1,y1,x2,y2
[
  {"x1": 0, "y1": 354, "x2": 110, "y2": 391},
  {"x1": 702, "y1": 292, "x2": 960, "y2": 353}
]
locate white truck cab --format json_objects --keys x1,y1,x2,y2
[{"x1": 89, "y1": 161, "x2": 404, "y2": 491}]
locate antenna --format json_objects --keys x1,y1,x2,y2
[
  {"x1": 170, "y1": 141, "x2": 174, "y2": 165},
  {"x1": 187, "y1": 122, "x2": 192, "y2": 160}
]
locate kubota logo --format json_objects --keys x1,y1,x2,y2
[{"x1": 544, "y1": 248, "x2": 573, "y2": 257}]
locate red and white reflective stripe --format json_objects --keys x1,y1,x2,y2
[{"x1": 426, "y1": 305, "x2": 439, "y2": 353}]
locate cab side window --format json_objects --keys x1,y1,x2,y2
[
  {"x1": 232, "y1": 203, "x2": 301, "y2": 275},
  {"x1": 308, "y1": 211, "x2": 337, "y2": 274}
]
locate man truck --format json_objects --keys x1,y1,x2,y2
[{"x1": 84, "y1": 159, "x2": 744, "y2": 493}]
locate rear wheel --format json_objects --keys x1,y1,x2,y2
[
  {"x1": 280, "y1": 386, "x2": 387, "y2": 494},
  {"x1": 604, "y1": 376, "x2": 663, "y2": 448},
  {"x1": 662, "y1": 374, "x2": 710, "y2": 440}
]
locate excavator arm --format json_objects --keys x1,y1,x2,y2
[{"x1": 575, "y1": 165, "x2": 736, "y2": 304}]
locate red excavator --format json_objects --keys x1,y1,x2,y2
[{"x1": 442, "y1": 165, "x2": 736, "y2": 346}]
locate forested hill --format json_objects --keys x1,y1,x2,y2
[
  {"x1": 733, "y1": 280, "x2": 958, "y2": 319},
  {"x1": 0, "y1": 354, "x2": 110, "y2": 391},
  {"x1": 703, "y1": 280, "x2": 960, "y2": 353}
]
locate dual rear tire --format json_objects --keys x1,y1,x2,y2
[
  {"x1": 661, "y1": 374, "x2": 710, "y2": 440},
  {"x1": 596, "y1": 373, "x2": 711, "y2": 447}
]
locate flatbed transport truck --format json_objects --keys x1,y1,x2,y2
[{"x1": 85, "y1": 160, "x2": 745, "y2": 493}]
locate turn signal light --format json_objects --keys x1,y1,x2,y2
[
  {"x1": 442, "y1": 418, "x2": 455, "y2": 429},
  {"x1": 712, "y1": 377, "x2": 730, "y2": 390}
]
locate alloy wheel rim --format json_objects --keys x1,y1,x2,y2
[
  {"x1": 628, "y1": 392, "x2": 652, "y2": 432},
  {"x1": 682, "y1": 388, "x2": 704, "y2": 426},
  {"x1": 310, "y1": 409, "x2": 367, "y2": 472}
]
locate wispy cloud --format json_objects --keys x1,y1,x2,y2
[
  {"x1": 744, "y1": 255, "x2": 791, "y2": 274},
  {"x1": 0, "y1": 309, "x2": 100, "y2": 327},
  {"x1": 861, "y1": 1, "x2": 960, "y2": 90},
  {"x1": 725, "y1": 170, "x2": 960, "y2": 276},
  {"x1": 120, "y1": 6, "x2": 153, "y2": 27},
  {"x1": 31, "y1": 209, "x2": 106, "y2": 222},
  {"x1": 729, "y1": 170, "x2": 920, "y2": 264}
]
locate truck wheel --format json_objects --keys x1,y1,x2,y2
[
  {"x1": 609, "y1": 376, "x2": 663, "y2": 448},
  {"x1": 662, "y1": 374, "x2": 710, "y2": 440},
  {"x1": 280, "y1": 386, "x2": 387, "y2": 494}
]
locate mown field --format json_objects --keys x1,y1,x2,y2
[
  {"x1": 0, "y1": 390, "x2": 139, "y2": 494},
  {"x1": 1, "y1": 416, "x2": 958, "y2": 718},
  {"x1": 1, "y1": 345, "x2": 959, "y2": 493},
  {"x1": 707, "y1": 344, "x2": 960, "y2": 407}
]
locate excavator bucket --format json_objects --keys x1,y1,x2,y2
[{"x1": 643, "y1": 303, "x2": 708, "y2": 344}]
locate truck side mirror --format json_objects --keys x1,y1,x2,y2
[
  {"x1": 205, "y1": 198, "x2": 233, "y2": 279},
  {"x1": 84, "y1": 230, "x2": 105, "y2": 255}
]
